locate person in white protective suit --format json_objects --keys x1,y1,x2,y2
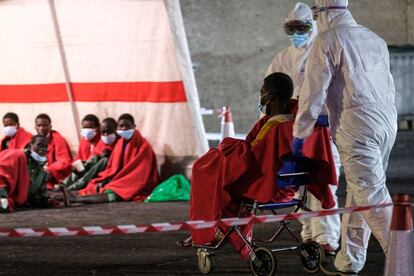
[
  {"x1": 266, "y1": 2, "x2": 341, "y2": 255},
  {"x1": 292, "y1": 0, "x2": 397, "y2": 275}
]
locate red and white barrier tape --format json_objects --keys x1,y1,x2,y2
[{"x1": 1, "y1": 202, "x2": 411, "y2": 238}]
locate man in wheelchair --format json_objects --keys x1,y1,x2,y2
[{"x1": 189, "y1": 72, "x2": 337, "y2": 262}]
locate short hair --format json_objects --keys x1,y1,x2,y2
[
  {"x1": 82, "y1": 114, "x2": 100, "y2": 127},
  {"x1": 30, "y1": 134, "x2": 49, "y2": 144},
  {"x1": 102, "y1": 117, "x2": 117, "y2": 129},
  {"x1": 263, "y1": 72, "x2": 293, "y2": 101},
  {"x1": 35, "y1": 113, "x2": 52, "y2": 124},
  {"x1": 3, "y1": 112, "x2": 19, "y2": 123},
  {"x1": 118, "y1": 113, "x2": 135, "y2": 125}
]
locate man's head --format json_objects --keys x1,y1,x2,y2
[
  {"x1": 100, "y1": 117, "x2": 117, "y2": 145},
  {"x1": 312, "y1": 0, "x2": 348, "y2": 32},
  {"x1": 284, "y1": 2, "x2": 315, "y2": 48},
  {"x1": 2, "y1": 112, "x2": 19, "y2": 137},
  {"x1": 117, "y1": 113, "x2": 135, "y2": 131},
  {"x1": 117, "y1": 114, "x2": 135, "y2": 140},
  {"x1": 101, "y1": 118, "x2": 117, "y2": 135},
  {"x1": 35, "y1": 114, "x2": 52, "y2": 137},
  {"x1": 260, "y1": 72, "x2": 294, "y2": 116},
  {"x1": 81, "y1": 114, "x2": 100, "y2": 141},
  {"x1": 30, "y1": 135, "x2": 49, "y2": 157},
  {"x1": 81, "y1": 114, "x2": 100, "y2": 129}
]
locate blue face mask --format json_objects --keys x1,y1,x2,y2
[
  {"x1": 101, "y1": 133, "x2": 117, "y2": 145},
  {"x1": 117, "y1": 129, "x2": 134, "y2": 140},
  {"x1": 30, "y1": 150, "x2": 47, "y2": 164},
  {"x1": 288, "y1": 33, "x2": 309, "y2": 48},
  {"x1": 80, "y1": 128, "x2": 97, "y2": 141}
]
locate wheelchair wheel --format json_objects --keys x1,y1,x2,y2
[
  {"x1": 197, "y1": 248, "x2": 214, "y2": 274},
  {"x1": 300, "y1": 241, "x2": 323, "y2": 273},
  {"x1": 250, "y1": 247, "x2": 277, "y2": 276}
]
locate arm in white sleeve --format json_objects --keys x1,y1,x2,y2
[
  {"x1": 265, "y1": 62, "x2": 274, "y2": 77},
  {"x1": 293, "y1": 36, "x2": 335, "y2": 140}
]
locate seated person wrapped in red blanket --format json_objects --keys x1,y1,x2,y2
[
  {"x1": 35, "y1": 113, "x2": 73, "y2": 189},
  {"x1": 189, "y1": 72, "x2": 337, "y2": 259},
  {"x1": 62, "y1": 113, "x2": 160, "y2": 205},
  {"x1": 0, "y1": 135, "x2": 49, "y2": 212},
  {"x1": 1, "y1": 112, "x2": 32, "y2": 152}
]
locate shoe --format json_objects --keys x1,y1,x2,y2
[
  {"x1": 320, "y1": 243, "x2": 337, "y2": 255},
  {"x1": 1, "y1": 198, "x2": 9, "y2": 213},
  {"x1": 176, "y1": 235, "x2": 193, "y2": 248},
  {"x1": 320, "y1": 254, "x2": 358, "y2": 276}
]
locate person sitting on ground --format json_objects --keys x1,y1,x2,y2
[
  {"x1": 1, "y1": 112, "x2": 32, "y2": 152},
  {"x1": 74, "y1": 114, "x2": 101, "y2": 162},
  {"x1": 63, "y1": 117, "x2": 119, "y2": 191},
  {"x1": 35, "y1": 113, "x2": 72, "y2": 189},
  {"x1": 0, "y1": 135, "x2": 50, "y2": 212},
  {"x1": 187, "y1": 72, "x2": 337, "y2": 259},
  {"x1": 63, "y1": 113, "x2": 160, "y2": 205}
]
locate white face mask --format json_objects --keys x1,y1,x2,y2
[
  {"x1": 117, "y1": 129, "x2": 134, "y2": 140},
  {"x1": 30, "y1": 150, "x2": 47, "y2": 163},
  {"x1": 3, "y1": 126, "x2": 17, "y2": 137},
  {"x1": 101, "y1": 133, "x2": 117, "y2": 145},
  {"x1": 81, "y1": 128, "x2": 97, "y2": 141}
]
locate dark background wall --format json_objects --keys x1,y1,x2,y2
[{"x1": 181, "y1": 0, "x2": 414, "y2": 133}]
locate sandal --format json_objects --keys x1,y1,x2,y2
[{"x1": 176, "y1": 235, "x2": 193, "y2": 248}]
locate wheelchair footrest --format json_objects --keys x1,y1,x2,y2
[{"x1": 257, "y1": 199, "x2": 302, "y2": 210}]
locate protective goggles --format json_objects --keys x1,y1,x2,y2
[
  {"x1": 284, "y1": 21, "x2": 312, "y2": 35},
  {"x1": 312, "y1": 6, "x2": 347, "y2": 20}
]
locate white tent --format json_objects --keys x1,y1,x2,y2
[{"x1": 0, "y1": 0, "x2": 208, "y2": 178}]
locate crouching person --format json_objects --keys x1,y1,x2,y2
[
  {"x1": 63, "y1": 114, "x2": 160, "y2": 205},
  {"x1": 0, "y1": 135, "x2": 50, "y2": 212}
]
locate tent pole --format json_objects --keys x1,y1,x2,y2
[
  {"x1": 164, "y1": 0, "x2": 209, "y2": 155},
  {"x1": 48, "y1": 0, "x2": 81, "y2": 142}
]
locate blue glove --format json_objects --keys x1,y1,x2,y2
[
  {"x1": 291, "y1": 137, "x2": 304, "y2": 157},
  {"x1": 316, "y1": 115, "x2": 329, "y2": 127},
  {"x1": 276, "y1": 159, "x2": 297, "y2": 188}
]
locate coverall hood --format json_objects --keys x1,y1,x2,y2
[
  {"x1": 285, "y1": 2, "x2": 318, "y2": 47},
  {"x1": 314, "y1": 0, "x2": 349, "y2": 32}
]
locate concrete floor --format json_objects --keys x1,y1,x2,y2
[
  {"x1": 0, "y1": 200, "x2": 389, "y2": 276},
  {"x1": 1, "y1": 132, "x2": 413, "y2": 275}
]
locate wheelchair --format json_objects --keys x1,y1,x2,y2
[{"x1": 194, "y1": 155, "x2": 325, "y2": 276}]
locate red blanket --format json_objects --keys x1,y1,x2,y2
[
  {"x1": 46, "y1": 130, "x2": 72, "y2": 187},
  {"x1": 0, "y1": 127, "x2": 32, "y2": 152},
  {"x1": 91, "y1": 139, "x2": 117, "y2": 157},
  {"x1": 190, "y1": 115, "x2": 337, "y2": 252},
  {"x1": 0, "y1": 149, "x2": 30, "y2": 212},
  {"x1": 74, "y1": 134, "x2": 101, "y2": 161},
  {"x1": 80, "y1": 130, "x2": 159, "y2": 201}
]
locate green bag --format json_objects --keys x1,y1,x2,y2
[{"x1": 145, "y1": 174, "x2": 191, "y2": 202}]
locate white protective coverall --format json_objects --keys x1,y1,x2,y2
[
  {"x1": 293, "y1": 0, "x2": 397, "y2": 272},
  {"x1": 266, "y1": 2, "x2": 341, "y2": 251}
]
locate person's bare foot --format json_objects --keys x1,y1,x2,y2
[{"x1": 60, "y1": 186, "x2": 76, "y2": 207}]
